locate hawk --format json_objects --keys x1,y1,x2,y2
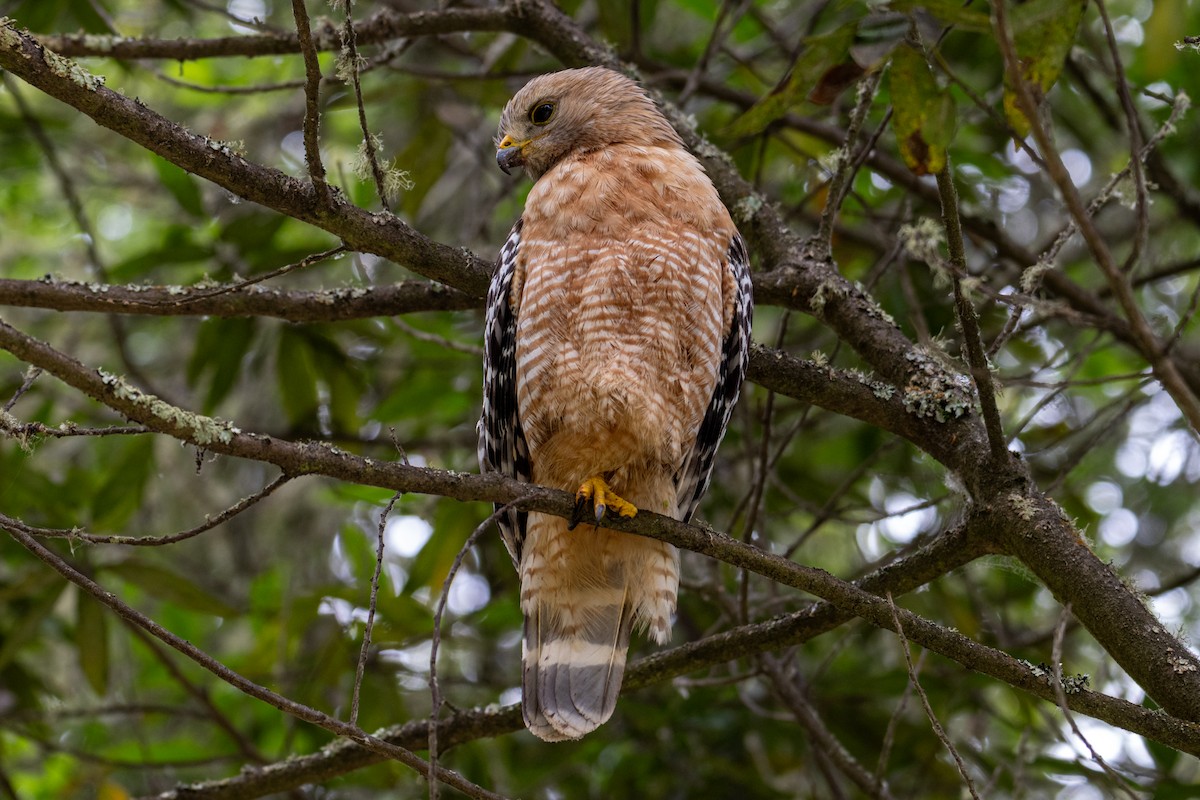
[{"x1": 478, "y1": 66, "x2": 753, "y2": 741}]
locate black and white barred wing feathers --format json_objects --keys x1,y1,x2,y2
[
  {"x1": 674, "y1": 234, "x2": 754, "y2": 523},
  {"x1": 477, "y1": 220, "x2": 530, "y2": 568}
]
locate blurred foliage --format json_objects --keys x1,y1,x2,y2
[{"x1": 0, "y1": 0, "x2": 1199, "y2": 798}]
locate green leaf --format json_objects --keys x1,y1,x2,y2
[
  {"x1": 336, "y1": 524, "x2": 386, "y2": 590},
  {"x1": 1150, "y1": 783, "x2": 1200, "y2": 800},
  {"x1": 310, "y1": 336, "x2": 363, "y2": 433},
  {"x1": 7, "y1": 0, "x2": 114, "y2": 33},
  {"x1": 75, "y1": 590, "x2": 109, "y2": 695},
  {"x1": 187, "y1": 317, "x2": 257, "y2": 413},
  {"x1": 152, "y1": 156, "x2": 205, "y2": 218},
  {"x1": 888, "y1": 42, "x2": 956, "y2": 175},
  {"x1": 276, "y1": 327, "x2": 321, "y2": 427},
  {"x1": 90, "y1": 437, "x2": 156, "y2": 531},
  {"x1": 104, "y1": 560, "x2": 239, "y2": 618},
  {"x1": 887, "y1": 0, "x2": 991, "y2": 31},
  {"x1": 7, "y1": 0, "x2": 65, "y2": 31},
  {"x1": 108, "y1": 225, "x2": 212, "y2": 281},
  {"x1": 1000, "y1": 0, "x2": 1086, "y2": 136},
  {"x1": 0, "y1": 581, "x2": 67, "y2": 672},
  {"x1": 220, "y1": 212, "x2": 287, "y2": 254},
  {"x1": 727, "y1": 23, "x2": 858, "y2": 137},
  {"x1": 404, "y1": 503, "x2": 477, "y2": 596}
]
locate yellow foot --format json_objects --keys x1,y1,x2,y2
[{"x1": 570, "y1": 476, "x2": 638, "y2": 529}]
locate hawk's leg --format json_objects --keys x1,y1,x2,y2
[{"x1": 570, "y1": 476, "x2": 638, "y2": 529}]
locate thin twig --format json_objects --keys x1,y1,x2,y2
[
  {"x1": 392, "y1": 318, "x2": 484, "y2": 357},
  {"x1": 739, "y1": 313, "x2": 786, "y2": 623},
  {"x1": 1039, "y1": 92, "x2": 1189, "y2": 274},
  {"x1": 429, "y1": 504, "x2": 516, "y2": 800},
  {"x1": 1093, "y1": 0, "x2": 1148, "y2": 275},
  {"x1": 6, "y1": 524, "x2": 510, "y2": 800},
  {"x1": 991, "y1": 88, "x2": 1195, "y2": 363},
  {"x1": 1, "y1": 473, "x2": 293, "y2": 546},
  {"x1": 157, "y1": 72, "x2": 305, "y2": 94},
  {"x1": 0, "y1": 763, "x2": 19, "y2": 800},
  {"x1": 886, "y1": 592, "x2": 982, "y2": 800},
  {"x1": 762, "y1": 654, "x2": 897, "y2": 800},
  {"x1": 338, "y1": 0, "x2": 394, "y2": 210},
  {"x1": 164, "y1": 246, "x2": 347, "y2": 306},
  {"x1": 936, "y1": 164, "x2": 1008, "y2": 464},
  {"x1": 124, "y1": 625, "x2": 268, "y2": 764},
  {"x1": 1050, "y1": 604, "x2": 1142, "y2": 799},
  {"x1": 1166, "y1": 275, "x2": 1200, "y2": 356},
  {"x1": 0, "y1": 417, "x2": 149, "y2": 442},
  {"x1": 1043, "y1": 389, "x2": 1146, "y2": 494},
  {"x1": 1004, "y1": 333, "x2": 1107, "y2": 444},
  {"x1": 874, "y1": 648, "x2": 925, "y2": 792},
  {"x1": 993, "y1": 0, "x2": 1200, "y2": 437},
  {"x1": 677, "y1": 0, "x2": 751, "y2": 106},
  {"x1": 784, "y1": 439, "x2": 902, "y2": 558},
  {"x1": 3, "y1": 366, "x2": 41, "y2": 412},
  {"x1": 815, "y1": 70, "x2": 884, "y2": 251},
  {"x1": 290, "y1": 0, "x2": 331, "y2": 206},
  {"x1": 351, "y1": 492, "x2": 401, "y2": 727}
]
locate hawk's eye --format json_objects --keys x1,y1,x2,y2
[{"x1": 529, "y1": 102, "x2": 556, "y2": 125}]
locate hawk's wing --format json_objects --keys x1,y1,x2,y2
[
  {"x1": 674, "y1": 234, "x2": 754, "y2": 523},
  {"x1": 478, "y1": 220, "x2": 531, "y2": 568}
]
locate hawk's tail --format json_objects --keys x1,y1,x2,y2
[{"x1": 521, "y1": 584, "x2": 636, "y2": 742}]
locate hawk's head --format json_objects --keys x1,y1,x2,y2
[{"x1": 495, "y1": 66, "x2": 683, "y2": 181}]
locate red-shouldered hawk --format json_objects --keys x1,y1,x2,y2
[{"x1": 478, "y1": 67, "x2": 753, "y2": 741}]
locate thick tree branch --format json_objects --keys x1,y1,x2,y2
[
  {"x1": 14, "y1": 8, "x2": 1200, "y2": 410},
  {"x1": 4, "y1": 4, "x2": 1200, "y2": 781},
  {"x1": 4, "y1": 315, "x2": 1200, "y2": 730},
  {"x1": 8, "y1": 501, "x2": 1199, "y2": 798},
  {"x1": 99, "y1": 537, "x2": 1200, "y2": 798},
  {"x1": 0, "y1": 278, "x2": 477, "y2": 320},
  {"x1": 0, "y1": 21, "x2": 493, "y2": 296}
]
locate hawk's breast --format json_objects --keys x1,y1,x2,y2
[{"x1": 513, "y1": 144, "x2": 735, "y2": 489}]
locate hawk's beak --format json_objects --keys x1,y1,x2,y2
[{"x1": 496, "y1": 134, "x2": 526, "y2": 175}]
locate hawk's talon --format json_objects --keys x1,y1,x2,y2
[
  {"x1": 568, "y1": 495, "x2": 588, "y2": 530},
  {"x1": 572, "y1": 476, "x2": 638, "y2": 528}
]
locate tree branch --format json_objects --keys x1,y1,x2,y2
[
  {"x1": 4, "y1": 315, "x2": 1200, "y2": 751},
  {"x1": 936, "y1": 164, "x2": 1008, "y2": 464},
  {"x1": 0, "y1": 21, "x2": 493, "y2": 296},
  {"x1": 992, "y1": 0, "x2": 1200, "y2": 435},
  {"x1": 0, "y1": 278, "x2": 477, "y2": 320},
  {"x1": 512, "y1": 0, "x2": 1200, "y2": 723},
  {"x1": 9, "y1": 509, "x2": 1200, "y2": 798},
  {"x1": 6, "y1": 525, "x2": 510, "y2": 800},
  {"x1": 36, "y1": 5, "x2": 516, "y2": 61},
  {"x1": 289, "y1": 0, "x2": 331, "y2": 206},
  {"x1": 5, "y1": 7, "x2": 1200, "y2": 789}
]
